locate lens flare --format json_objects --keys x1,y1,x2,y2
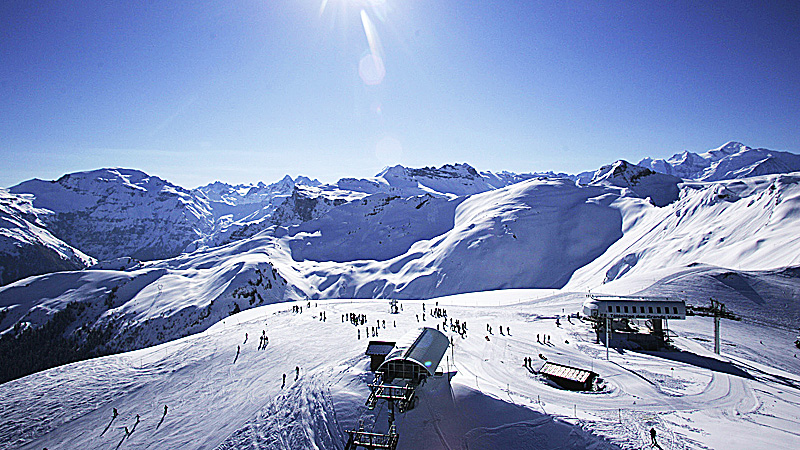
[
  {"x1": 359, "y1": 53, "x2": 385, "y2": 85},
  {"x1": 360, "y1": 9, "x2": 384, "y2": 60}
]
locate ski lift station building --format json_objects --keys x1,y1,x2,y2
[
  {"x1": 377, "y1": 327, "x2": 449, "y2": 383},
  {"x1": 582, "y1": 294, "x2": 686, "y2": 350}
]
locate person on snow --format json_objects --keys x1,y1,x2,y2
[
  {"x1": 650, "y1": 427, "x2": 657, "y2": 446},
  {"x1": 282, "y1": 374, "x2": 286, "y2": 388},
  {"x1": 295, "y1": 366, "x2": 300, "y2": 381}
]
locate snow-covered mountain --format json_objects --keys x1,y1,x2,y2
[
  {"x1": 336, "y1": 163, "x2": 562, "y2": 198},
  {"x1": 3, "y1": 158, "x2": 800, "y2": 386},
  {"x1": 194, "y1": 175, "x2": 321, "y2": 223},
  {"x1": 9, "y1": 169, "x2": 216, "y2": 262},
  {"x1": 588, "y1": 160, "x2": 682, "y2": 207},
  {"x1": 638, "y1": 141, "x2": 800, "y2": 181},
  {"x1": 0, "y1": 189, "x2": 94, "y2": 285},
  {"x1": 566, "y1": 171, "x2": 800, "y2": 290},
  {"x1": 0, "y1": 240, "x2": 292, "y2": 383},
  {"x1": 6, "y1": 168, "x2": 800, "y2": 383}
]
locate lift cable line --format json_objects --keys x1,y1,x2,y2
[{"x1": 686, "y1": 298, "x2": 741, "y2": 354}]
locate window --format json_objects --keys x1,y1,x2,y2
[
  {"x1": 608, "y1": 305, "x2": 612, "y2": 312},
  {"x1": 640, "y1": 306, "x2": 645, "y2": 313},
  {"x1": 616, "y1": 306, "x2": 620, "y2": 313},
  {"x1": 656, "y1": 307, "x2": 661, "y2": 314},
  {"x1": 624, "y1": 306, "x2": 628, "y2": 313},
  {"x1": 649, "y1": 307, "x2": 653, "y2": 313},
  {"x1": 673, "y1": 307, "x2": 678, "y2": 314}
]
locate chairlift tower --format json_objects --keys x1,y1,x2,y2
[{"x1": 687, "y1": 298, "x2": 741, "y2": 354}]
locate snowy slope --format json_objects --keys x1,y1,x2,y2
[
  {"x1": 565, "y1": 172, "x2": 800, "y2": 291},
  {"x1": 0, "y1": 236, "x2": 295, "y2": 383},
  {"x1": 1, "y1": 289, "x2": 798, "y2": 450},
  {"x1": 638, "y1": 141, "x2": 800, "y2": 181},
  {"x1": 0, "y1": 189, "x2": 94, "y2": 285},
  {"x1": 10, "y1": 169, "x2": 215, "y2": 261}
]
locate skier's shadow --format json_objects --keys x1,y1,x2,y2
[{"x1": 100, "y1": 416, "x2": 116, "y2": 436}]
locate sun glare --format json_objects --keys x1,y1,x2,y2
[{"x1": 319, "y1": 0, "x2": 390, "y2": 86}]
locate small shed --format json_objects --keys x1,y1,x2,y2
[
  {"x1": 539, "y1": 361, "x2": 597, "y2": 391},
  {"x1": 378, "y1": 327, "x2": 449, "y2": 383},
  {"x1": 365, "y1": 341, "x2": 396, "y2": 372}
]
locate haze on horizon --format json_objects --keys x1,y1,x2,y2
[{"x1": 1, "y1": 0, "x2": 798, "y2": 188}]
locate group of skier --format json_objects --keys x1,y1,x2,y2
[
  {"x1": 344, "y1": 312, "x2": 368, "y2": 326},
  {"x1": 103, "y1": 405, "x2": 166, "y2": 443}
]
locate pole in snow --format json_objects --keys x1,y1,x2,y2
[{"x1": 605, "y1": 316, "x2": 610, "y2": 360}]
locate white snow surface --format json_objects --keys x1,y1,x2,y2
[{"x1": 1, "y1": 289, "x2": 799, "y2": 450}]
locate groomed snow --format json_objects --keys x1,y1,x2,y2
[{"x1": 1, "y1": 289, "x2": 798, "y2": 450}]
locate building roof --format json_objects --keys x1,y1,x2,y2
[
  {"x1": 365, "y1": 341, "x2": 396, "y2": 356},
  {"x1": 539, "y1": 362, "x2": 596, "y2": 384},
  {"x1": 379, "y1": 327, "x2": 449, "y2": 376},
  {"x1": 582, "y1": 294, "x2": 686, "y2": 320}
]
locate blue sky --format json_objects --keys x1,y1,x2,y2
[{"x1": 1, "y1": 1, "x2": 798, "y2": 188}]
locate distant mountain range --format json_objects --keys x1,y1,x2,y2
[
  {"x1": 1, "y1": 141, "x2": 799, "y2": 383},
  {"x1": 638, "y1": 141, "x2": 800, "y2": 181},
  {"x1": 1, "y1": 142, "x2": 797, "y2": 288}
]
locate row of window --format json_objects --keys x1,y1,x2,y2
[{"x1": 607, "y1": 305, "x2": 680, "y2": 314}]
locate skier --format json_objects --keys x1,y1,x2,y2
[
  {"x1": 282, "y1": 374, "x2": 286, "y2": 388},
  {"x1": 164, "y1": 405, "x2": 168, "y2": 416},
  {"x1": 244, "y1": 333, "x2": 248, "y2": 344},
  {"x1": 295, "y1": 366, "x2": 300, "y2": 381},
  {"x1": 113, "y1": 408, "x2": 119, "y2": 419},
  {"x1": 650, "y1": 427, "x2": 657, "y2": 446}
]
